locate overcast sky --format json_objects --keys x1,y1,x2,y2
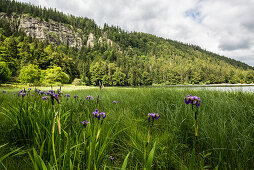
[{"x1": 17, "y1": 0, "x2": 254, "y2": 66}]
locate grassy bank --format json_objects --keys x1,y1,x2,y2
[{"x1": 0, "y1": 87, "x2": 253, "y2": 169}]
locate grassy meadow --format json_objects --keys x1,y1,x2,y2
[{"x1": 0, "y1": 86, "x2": 253, "y2": 169}]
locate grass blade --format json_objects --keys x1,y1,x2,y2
[
  {"x1": 146, "y1": 142, "x2": 156, "y2": 170},
  {"x1": 121, "y1": 152, "x2": 130, "y2": 170}
]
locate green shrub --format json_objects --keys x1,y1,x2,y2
[
  {"x1": 0, "y1": 61, "x2": 11, "y2": 83},
  {"x1": 19, "y1": 64, "x2": 41, "y2": 84},
  {"x1": 42, "y1": 66, "x2": 69, "y2": 84},
  {"x1": 72, "y1": 78, "x2": 82, "y2": 86}
]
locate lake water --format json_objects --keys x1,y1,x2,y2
[{"x1": 177, "y1": 85, "x2": 254, "y2": 92}]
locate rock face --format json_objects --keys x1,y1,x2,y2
[
  {"x1": 0, "y1": 13, "x2": 83, "y2": 48},
  {"x1": 86, "y1": 33, "x2": 95, "y2": 48}
]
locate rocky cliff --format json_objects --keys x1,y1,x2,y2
[{"x1": 0, "y1": 12, "x2": 83, "y2": 48}]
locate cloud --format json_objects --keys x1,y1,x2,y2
[
  {"x1": 17, "y1": 0, "x2": 254, "y2": 66},
  {"x1": 219, "y1": 38, "x2": 251, "y2": 51}
]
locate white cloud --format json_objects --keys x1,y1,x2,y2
[{"x1": 17, "y1": 0, "x2": 254, "y2": 66}]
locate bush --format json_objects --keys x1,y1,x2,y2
[
  {"x1": 72, "y1": 78, "x2": 82, "y2": 86},
  {"x1": 42, "y1": 66, "x2": 69, "y2": 84},
  {"x1": 0, "y1": 61, "x2": 11, "y2": 83},
  {"x1": 19, "y1": 64, "x2": 41, "y2": 84}
]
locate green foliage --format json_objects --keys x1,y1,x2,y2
[
  {"x1": 19, "y1": 64, "x2": 41, "y2": 84},
  {"x1": 142, "y1": 71, "x2": 152, "y2": 85},
  {"x1": 112, "y1": 68, "x2": 126, "y2": 86},
  {"x1": 146, "y1": 142, "x2": 156, "y2": 170},
  {"x1": 246, "y1": 73, "x2": 254, "y2": 83},
  {"x1": 121, "y1": 152, "x2": 130, "y2": 170},
  {"x1": 0, "y1": 61, "x2": 11, "y2": 83},
  {"x1": 72, "y1": 78, "x2": 82, "y2": 86},
  {"x1": 90, "y1": 62, "x2": 106, "y2": 85},
  {"x1": 43, "y1": 66, "x2": 69, "y2": 84}
]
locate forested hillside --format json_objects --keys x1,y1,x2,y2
[{"x1": 0, "y1": 0, "x2": 254, "y2": 85}]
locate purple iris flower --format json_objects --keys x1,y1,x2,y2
[
  {"x1": 74, "y1": 95, "x2": 78, "y2": 99},
  {"x1": 18, "y1": 92, "x2": 26, "y2": 97},
  {"x1": 86, "y1": 95, "x2": 94, "y2": 100},
  {"x1": 185, "y1": 94, "x2": 201, "y2": 107},
  {"x1": 51, "y1": 93, "x2": 60, "y2": 104},
  {"x1": 92, "y1": 109, "x2": 100, "y2": 118},
  {"x1": 81, "y1": 121, "x2": 90, "y2": 128},
  {"x1": 42, "y1": 96, "x2": 49, "y2": 100},
  {"x1": 39, "y1": 91, "x2": 45, "y2": 95},
  {"x1": 100, "y1": 112, "x2": 106, "y2": 119},
  {"x1": 64, "y1": 94, "x2": 70, "y2": 97},
  {"x1": 92, "y1": 109, "x2": 106, "y2": 120},
  {"x1": 113, "y1": 100, "x2": 119, "y2": 104},
  {"x1": 148, "y1": 113, "x2": 160, "y2": 122},
  {"x1": 46, "y1": 90, "x2": 54, "y2": 95}
]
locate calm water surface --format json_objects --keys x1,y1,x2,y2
[{"x1": 181, "y1": 85, "x2": 254, "y2": 92}]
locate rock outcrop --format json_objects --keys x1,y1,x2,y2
[
  {"x1": 86, "y1": 33, "x2": 95, "y2": 48},
  {"x1": 0, "y1": 13, "x2": 83, "y2": 48}
]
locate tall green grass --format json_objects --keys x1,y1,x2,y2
[{"x1": 0, "y1": 87, "x2": 253, "y2": 169}]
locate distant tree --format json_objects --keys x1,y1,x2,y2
[
  {"x1": 142, "y1": 71, "x2": 153, "y2": 85},
  {"x1": 90, "y1": 61, "x2": 106, "y2": 85},
  {"x1": 246, "y1": 73, "x2": 254, "y2": 83},
  {"x1": 112, "y1": 68, "x2": 126, "y2": 86},
  {"x1": 42, "y1": 66, "x2": 69, "y2": 84},
  {"x1": 19, "y1": 64, "x2": 41, "y2": 84},
  {"x1": 0, "y1": 61, "x2": 11, "y2": 83}
]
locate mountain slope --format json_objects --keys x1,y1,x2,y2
[{"x1": 0, "y1": 0, "x2": 253, "y2": 85}]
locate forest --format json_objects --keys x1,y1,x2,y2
[{"x1": 0, "y1": 0, "x2": 254, "y2": 86}]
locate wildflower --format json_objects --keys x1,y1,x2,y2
[
  {"x1": 148, "y1": 113, "x2": 160, "y2": 122},
  {"x1": 86, "y1": 95, "x2": 94, "y2": 100},
  {"x1": 64, "y1": 94, "x2": 70, "y2": 97},
  {"x1": 193, "y1": 96, "x2": 201, "y2": 107},
  {"x1": 3, "y1": 90, "x2": 6, "y2": 93},
  {"x1": 92, "y1": 109, "x2": 106, "y2": 120},
  {"x1": 185, "y1": 94, "x2": 201, "y2": 107},
  {"x1": 92, "y1": 109, "x2": 100, "y2": 119},
  {"x1": 42, "y1": 96, "x2": 49, "y2": 100},
  {"x1": 28, "y1": 88, "x2": 31, "y2": 91},
  {"x1": 113, "y1": 100, "x2": 119, "y2": 104},
  {"x1": 74, "y1": 95, "x2": 78, "y2": 99},
  {"x1": 51, "y1": 93, "x2": 60, "y2": 104},
  {"x1": 81, "y1": 121, "x2": 90, "y2": 128},
  {"x1": 39, "y1": 91, "x2": 45, "y2": 95},
  {"x1": 100, "y1": 112, "x2": 106, "y2": 119},
  {"x1": 18, "y1": 92, "x2": 26, "y2": 97},
  {"x1": 109, "y1": 156, "x2": 115, "y2": 161},
  {"x1": 46, "y1": 90, "x2": 54, "y2": 95},
  {"x1": 185, "y1": 94, "x2": 201, "y2": 136}
]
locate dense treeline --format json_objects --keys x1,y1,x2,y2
[{"x1": 0, "y1": 0, "x2": 254, "y2": 85}]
